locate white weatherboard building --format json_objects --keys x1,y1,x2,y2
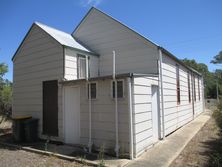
[{"x1": 12, "y1": 7, "x2": 204, "y2": 158}]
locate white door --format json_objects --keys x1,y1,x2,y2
[
  {"x1": 64, "y1": 86, "x2": 80, "y2": 144},
  {"x1": 151, "y1": 85, "x2": 160, "y2": 142}
]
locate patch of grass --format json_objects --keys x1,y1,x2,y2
[
  {"x1": 210, "y1": 107, "x2": 222, "y2": 167},
  {"x1": 97, "y1": 145, "x2": 105, "y2": 167},
  {"x1": 44, "y1": 138, "x2": 50, "y2": 151},
  {"x1": 216, "y1": 99, "x2": 222, "y2": 111},
  {"x1": 212, "y1": 110, "x2": 222, "y2": 130},
  {"x1": 80, "y1": 155, "x2": 87, "y2": 167}
]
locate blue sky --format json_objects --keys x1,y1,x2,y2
[{"x1": 1, "y1": 0, "x2": 222, "y2": 81}]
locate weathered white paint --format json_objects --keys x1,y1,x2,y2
[
  {"x1": 132, "y1": 76, "x2": 158, "y2": 156},
  {"x1": 63, "y1": 78, "x2": 129, "y2": 155},
  {"x1": 73, "y1": 8, "x2": 159, "y2": 76},
  {"x1": 161, "y1": 53, "x2": 204, "y2": 136},
  {"x1": 131, "y1": 63, "x2": 203, "y2": 157},
  {"x1": 12, "y1": 24, "x2": 64, "y2": 141},
  {"x1": 12, "y1": 8, "x2": 205, "y2": 159},
  {"x1": 151, "y1": 85, "x2": 160, "y2": 142},
  {"x1": 64, "y1": 48, "x2": 99, "y2": 80}
]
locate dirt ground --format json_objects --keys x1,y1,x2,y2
[
  {"x1": 170, "y1": 117, "x2": 222, "y2": 167},
  {"x1": 0, "y1": 145, "x2": 90, "y2": 167},
  {"x1": 1, "y1": 114, "x2": 222, "y2": 167}
]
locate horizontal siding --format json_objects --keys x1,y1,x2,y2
[
  {"x1": 73, "y1": 8, "x2": 159, "y2": 76},
  {"x1": 64, "y1": 48, "x2": 78, "y2": 80},
  {"x1": 64, "y1": 78, "x2": 129, "y2": 153},
  {"x1": 12, "y1": 24, "x2": 64, "y2": 141},
  {"x1": 64, "y1": 48, "x2": 99, "y2": 80},
  {"x1": 132, "y1": 55, "x2": 204, "y2": 157},
  {"x1": 161, "y1": 53, "x2": 204, "y2": 136},
  {"x1": 133, "y1": 76, "x2": 158, "y2": 155}
]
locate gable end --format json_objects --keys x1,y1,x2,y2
[{"x1": 12, "y1": 23, "x2": 62, "y2": 62}]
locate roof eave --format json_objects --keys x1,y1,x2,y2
[
  {"x1": 11, "y1": 23, "x2": 36, "y2": 62},
  {"x1": 60, "y1": 73, "x2": 159, "y2": 85},
  {"x1": 71, "y1": 7, "x2": 95, "y2": 36},
  {"x1": 63, "y1": 45, "x2": 99, "y2": 56},
  {"x1": 159, "y1": 46, "x2": 202, "y2": 76},
  {"x1": 71, "y1": 7, "x2": 159, "y2": 49}
]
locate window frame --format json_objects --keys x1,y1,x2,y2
[
  {"x1": 193, "y1": 75, "x2": 196, "y2": 102},
  {"x1": 111, "y1": 79, "x2": 125, "y2": 99},
  {"x1": 87, "y1": 82, "x2": 98, "y2": 100},
  {"x1": 176, "y1": 64, "x2": 180, "y2": 105},
  {"x1": 77, "y1": 54, "x2": 87, "y2": 79},
  {"x1": 187, "y1": 71, "x2": 191, "y2": 103}
]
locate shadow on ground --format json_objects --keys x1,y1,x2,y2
[
  {"x1": 200, "y1": 136, "x2": 222, "y2": 167},
  {"x1": 0, "y1": 142, "x2": 18, "y2": 151},
  {"x1": 200, "y1": 111, "x2": 222, "y2": 167},
  {"x1": 0, "y1": 132, "x2": 119, "y2": 163}
]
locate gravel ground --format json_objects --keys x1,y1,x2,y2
[
  {"x1": 0, "y1": 116, "x2": 90, "y2": 167},
  {"x1": 170, "y1": 117, "x2": 222, "y2": 167},
  {"x1": 0, "y1": 145, "x2": 91, "y2": 167}
]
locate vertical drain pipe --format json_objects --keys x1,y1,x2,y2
[
  {"x1": 113, "y1": 51, "x2": 119, "y2": 158},
  {"x1": 86, "y1": 56, "x2": 92, "y2": 153},
  {"x1": 127, "y1": 77, "x2": 134, "y2": 159},
  {"x1": 158, "y1": 48, "x2": 165, "y2": 139}
]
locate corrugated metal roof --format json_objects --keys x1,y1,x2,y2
[{"x1": 35, "y1": 22, "x2": 93, "y2": 53}]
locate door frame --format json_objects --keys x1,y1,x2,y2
[
  {"x1": 62, "y1": 85, "x2": 80, "y2": 144},
  {"x1": 151, "y1": 85, "x2": 161, "y2": 142}
]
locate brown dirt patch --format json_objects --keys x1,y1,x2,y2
[{"x1": 170, "y1": 117, "x2": 222, "y2": 167}]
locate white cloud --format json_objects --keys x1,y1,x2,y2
[{"x1": 80, "y1": 0, "x2": 103, "y2": 7}]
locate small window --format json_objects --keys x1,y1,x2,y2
[
  {"x1": 187, "y1": 72, "x2": 191, "y2": 103},
  {"x1": 176, "y1": 65, "x2": 180, "y2": 104},
  {"x1": 88, "y1": 82, "x2": 97, "y2": 99},
  {"x1": 78, "y1": 55, "x2": 86, "y2": 79},
  {"x1": 112, "y1": 80, "x2": 124, "y2": 98}
]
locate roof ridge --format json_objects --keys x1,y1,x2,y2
[{"x1": 34, "y1": 21, "x2": 71, "y2": 36}]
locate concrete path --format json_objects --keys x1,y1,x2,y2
[{"x1": 126, "y1": 110, "x2": 211, "y2": 167}]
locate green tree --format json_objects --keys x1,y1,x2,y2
[
  {"x1": 211, "y1": 51, "x2": 222, "y2": 64},
  {"x1": 181, "y1": 58, "x2": 218, "y2": 98},
  {"x1": 0, "y1": 63, "x2": 8, "y2": 89},
  {"x1": 0, "y1": 84, "x2": 12, "y2": 114},
  {"x1": 0, "y1": 63, "x2": 8, "y2": 76},
  {"x1": 0, "y1": 63, "x2": 12, "y2": 115}
]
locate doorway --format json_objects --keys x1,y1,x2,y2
[
  {"x1": 151, "y1": 85, "x2": 160, "y2": 142},
  {"x1": 43, "y1": 80, "x2": 58, "y2": 136},
  {"x1": 64, "y1": 86, "x2": 80, "y2": 144}
]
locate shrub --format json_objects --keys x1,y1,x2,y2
[
  {"x1": 217, "y1": 99, "x2": 222, "y2": 111},
  {"x1": 98, "y1": 145, "x2": 105, "y2": 167},
  {"x1": 212, "y1": 110, "x2": 222, "y2": 130},
  {"x1": 0, "y1": 84, "x2": 12, "y2": 117},
  {"x1": 211, "y1": 153, "x2": 222, "y2": 167}
]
